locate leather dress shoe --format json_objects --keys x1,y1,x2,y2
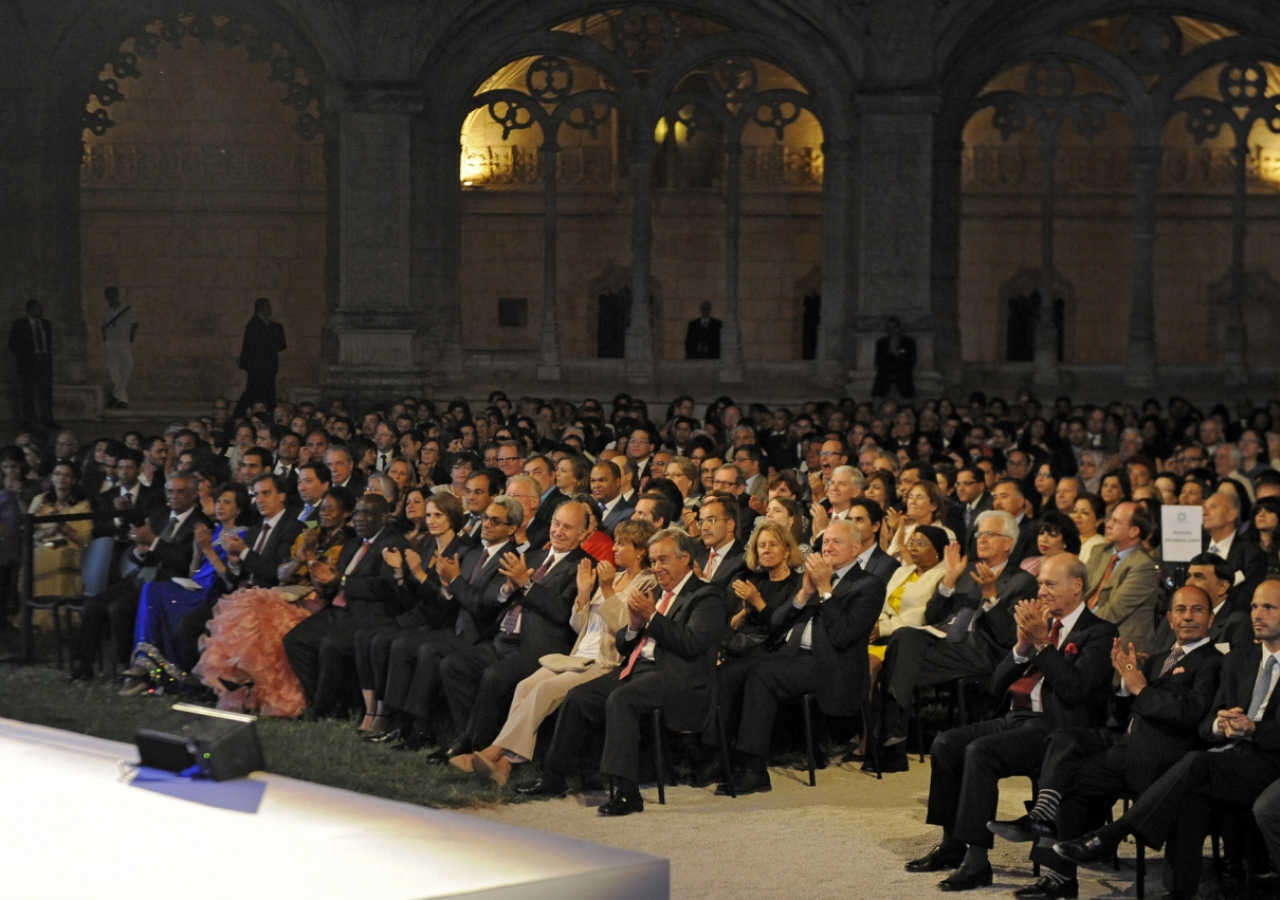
[
  {"x1": 391, "y1": 731, "x2": 430, "y2": 752},
  {"x1": 1013, "y1": 875, "x2": 1078, "y2": 899},
  {"x1": 938, "y1": 862, "x2": 993, "y2": 892},
  {"x1": 425, "y1": 742, "x2": 468, "y2": 766},
  {"x1": 363, "y1": 727, "x2": 402, "y2": 744},
  {"x1": 905, "y1": 842, "x2": 966, "y2": 873},
  {"x1": 516, "y1": 773, "x2": 569, "y2": 797},
  {"x1": 597, "y1": 791, "x2": 644, "y2": 816},
  {"x1": 684, "y1": 759, "x2": 722, "y2": 788},
  {"x1": 988, "y1": 814, "x2": 1057, "y2": 843},
  {"x1": 716, "y1": 768, "x2": 770, "y2": 796},
  {"x1": 1052, "y1": 832, "x2": 1116, "y2": 866}
]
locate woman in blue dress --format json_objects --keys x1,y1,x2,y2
[{"x1": 124, "y1": 482, "x2": 251, "y2": 690}]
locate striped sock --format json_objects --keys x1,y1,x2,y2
[{"x1": 1029, "y1": 788, "x2": 1062, "y2": 821}]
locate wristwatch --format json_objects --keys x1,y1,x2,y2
[{"x1": 819, "y1": 590, "x2": 833, "y2": 601}]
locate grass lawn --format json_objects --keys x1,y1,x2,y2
[{"x1": 0, "y1": 626, "x2": 538, "y2": 810}]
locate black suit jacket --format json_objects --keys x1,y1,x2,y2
[
  {"x1": 871, "y1": 334, "x2": 916, "y2": 397},
  {"x1": 959, "y1": 493, "x2": 995, "y2": 553},
  {"x1": 991, "y1": 606, "x2": 1119, "y2": 730},
  {"x1": 696, "y1": 540, "x2": 749, "y2": 620},
  {"x1": 130, "y1": 506, "x2": 213, "y2": 582},
  {"x1": 1211, "y1": 534, "x2": 1269, "y2": 614},
  {"x1": 1199, "y1": 643, "x2": 1280, "y2": 759},
  {"x1": 8, "y1": 316, "x2": 52, "y2": 366},
  {"x1": 925, "y1": 563, "x2": 1040, "y2": 662},
  {"x1": 863, "y1": 545, "x2": 902, "y2": 586},
  {"x1": 448, "y1": 538, "x2": 517, "y2": 638},
  {"x1": 93, "y1": 481, "x2": 165, "y2": 540},
  {"x1": 615, "y1": 576, "x2": 723, "y2": 731},
  {"x1": 337, "y1": 472, "x2": 367, "y2": 498},
  {"x1": 770, "y1": 565, "x2": 884, "y2": 717},
  {"x1": 685, "y1": 317, "x2": 722, "y2": 359},
  {"x1": 487, "y1": 547, "x2": 591, "y2": 660},
  {"x1": 526, "y1": 489, "x2": 566, "y2": 551},
  {"x1": 393, "y1": 535, "x2": 466, "y2": 629},
  {"x1": 1117, "y1": 642, "x2": 1223, "y2": 791},
  {"x1": 599, "y1": 494, "x2": 636, "y2": 536},
  {"x1": 238, "y1": 315, "x2": 286, "y2": 376},
  {"x1": 1151, "y1": 604, "x2": 1252, "y2": 655},
  {"x1": 1008, "y1": 516, "x2": 1038, "y2": 569},
  {"x1": 234, "y1": 514, "x2": 305, "y2": 588},
  {"x1": 324, "y1": 527, "x2": 409, "y2": 618}
]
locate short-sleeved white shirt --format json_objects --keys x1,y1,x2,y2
[{"x1": 98, "y1": 305, "x2": 139, "y2": 343}]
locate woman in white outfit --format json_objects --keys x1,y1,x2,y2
[{"x1": 451, "y1": 518, "x2": 659, "y2": 784}]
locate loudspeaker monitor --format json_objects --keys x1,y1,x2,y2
[{"x1": 134, "y1": 703, "x2": 265, "y2": 781}]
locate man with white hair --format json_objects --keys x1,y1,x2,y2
[
  {"x1": 878, "y1": 510, "x2": 1039, "y2": 753},
  {"x1": 1214, "y1": 441, "x2": 1254, "y2": 500},
  {"x1": 811, "y1": 464, "x2": 862, "y2": 552}
]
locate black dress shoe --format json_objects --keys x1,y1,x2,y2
[
  {"x1": 1013, "y1": 875, "x2": 1078, "y2": 899},
  {"x1": 1052, "y1": 832, "x2": 1116, "y2": 866},
  {"x1": 425, "y1": 742, "x2": 468, "y2": 766},
  {"x1": 684, "y1": 759, "x2": 722, "y2": 788},
  {"x1": 363, "y1": 727, "x2": 402, "y2": 744},
  {"x1": 716, "y1": 768, "x2": 770, "y2": 796},
  {"x1": 905, "y1": 842, "x2": 967, "y2": 873},
  {"x1": 989, "y1": 814, "x2": 1056, "y2": 843},
  {"x1": 938, "y1": 862, "x2": 993, "y2": 892},
  {"x1": 863, "y1": 755, "x2": 909, "y2": 774},
  {"x1": 516, "y1": 773, "x2": 570, "y2": 797},
  {"x1": 597, "y1": 791, "x2": 644, "y2": 816}
]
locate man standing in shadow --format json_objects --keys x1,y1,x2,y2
[
  {"x1": 235, "y1": 297, "x2": 287, "y2": 418},
  {"x1": 872, "y1": 316, "x2": 917, "y2": 400},
  {"x1": 685, "y1": 301, "x2": 722, "y2": 360},
  {"x1": 8, "y1": 299, "x2": 55, "y2": 428}
]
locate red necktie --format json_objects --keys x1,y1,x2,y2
[
  {"x1": 332, "y1": 539, "x2": 372, "y2": 608},
  {"x1": 618, "y1": 590, "x2": 676, "y2": 679},
  {"x1": 704, "y1": 548, "x2": 719, "y2": 579},
  {"x1": 1009, "y1": 619, "x2": 1063, "y2": 711},
  {"x1": 1087, "y1": 554, "x2": 1119, "y2": 609}
]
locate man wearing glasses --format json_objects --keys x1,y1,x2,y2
[
  {"x1": 951, "y1": 465, "x2": 992, "y2": 549},
  {"x1": 695, "y1": 491, "x2": 747, "y2": 618},
  {"x1": 877, "y1": 510, "x2": 1039, "y2": 754},
  {"x1": 624, "y1": 425, "x2": 658, "y2": 486}
]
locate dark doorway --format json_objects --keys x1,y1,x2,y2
[
  {"x1": 598, "y1": 287, "x2": 631, "y2": 358},
  {"x1": 802, "y1": 292, "x2": 821, "y2": 360},
  {"x1": 1006, "y1": 292, "x2": 1064, "y2": 362}
]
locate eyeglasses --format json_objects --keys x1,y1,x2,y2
[
  {"x1": 699, "y1": 516, "x2": 722, "y2": 526},
  {"x1": 975, "y1": 531, "x2": 1010, "y2": 540},
  {"x1": 482, "y1": 514, "x2": 511, "y2": 525},
  {"x1": 628, "y1": 438, "x2": 651, "y2": 445}
]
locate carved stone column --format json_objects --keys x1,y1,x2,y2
[
  {"x1": 719, "y1": 140, "x2": 743, "y2": 383},
  {"x1": 818, "y1": 138, "x2": 855, "y2": 384},
  {"x1": 849, "y1": 93, "x2": 938, "y2": 397},
  {"x1": 625, "y1": 140, "x2": 656, "y2": 384},
  {"x1": 323, "y1": 84, "x2": 423, "y2": 399},
  {"x1": 538, "y1": 140, "x2": 562, "y2": 380},
  {"x1": 1124, "y1": 144, "x2": 1160, "y2": 389}
]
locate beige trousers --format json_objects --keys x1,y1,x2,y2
[{"x1": 493, "y1": 664, "x2": 614, "y2": 760}]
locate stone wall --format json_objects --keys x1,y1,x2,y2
[{"x1": 80, "y1": 35, "x2": 326, "y2": 405}]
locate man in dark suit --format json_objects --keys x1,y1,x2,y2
[
  {"x1": 324, "y1": 445, "x2": 366, "y2": 498},
  {"x1": 906, "y1": 553, "x2": 1118, "y2": 891},
  {"x1": 1152, "y1": 552, "x2": 1252, "y2": 654},
  {"x1": 282, "y1": 494, "x2": 408, "y2": 716},
  {"x1": 290, "y1": 461, "x2": 330, "y2": 525},
  {"x1": 590, "y1": 460, "x2": 634, "y2": 536},
  {"x1": 989, "y1": 585, "x2": 1223, "y2": 898},
  {"x1": 379, "y1": 497, "x2": 520, "y2": 750},
  {"x1": 718, "y1": 517, "x2": 884, "y2": 795},
  {"x1": 431, "y1": 498, "x2": 591, "y2": 762},
  {"x1": 952, "y1": 466, "x2": 993, "y2": 551},
  {"x1": 92, "y1": 448, "x2": 164, "y2": 542},
  {"x1": 456, "y1": 468, "x2": 502, "y2": 546},
  {"x1": 1054, "y1": 580, "x2": 1280, "y2": 900},
  {"x1": 879, "y1": 510, "x2": 1039, "y2": 747},
  {"x1": 693, "y1": 492, "x2": 747, "y2": 618},
  {"x1": 8, "y1": 298, "x2": 54, "y2": 428},
  {"x1": 520, "y1": 527, "x2": 723, "y2": 815},
  {"x1": 1203, "y1": 489, "x2": 1267, "y2": 613},
  {"x1": 978, "y1": 477, "x2": 1037, "y2": 568},
  {"x1": 871, "y1": 316, "x2": 916, "y2": 399},
  {"x1": 521, "y1": 454, "x2": 560, "y2": 550},
  {"x1": 684, "y1": 301, "x2": 722, "y2": 359},
  {"x1": 849, "y1": 498, "x2": 903, "y2": 585},
  {"x1": 234, "y1": 297, "x2": 287, "y2": 418},
  {"x1": 70, "y1": 472, "x2": 212, "y2": 679}
]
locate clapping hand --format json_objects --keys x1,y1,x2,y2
[
  {"x1": 383, "y1": 547, "x2": 403, "y2": 570},
  {"x1": 499, "y1": 551, "x2": 531, "y2": 588},
  {"x1": 1111, "y1": 638, "x2": 1148, "y2": 695},
  {"x1": 595, "y1": 559, "x2": 617, "y2": 596},
  {"x1": 885, "y1": 507, "x2": 903, "y2": 534},
  {"x1": 576, "y1": 556, "x2": 598, "y2": 603},
  {"x1": 193, "y1": 522, "x2": 214, "y2": 552},
  {"x1": 942, "y1": 541, "x2": 968, "y2": 587},
  {"x1": 732, "y1": 578, "x2": 764, "y2": 611},
  {"x1": 627, "y1": 585, "x2": 658, "y2": 630},
  {"x1": 973, "y1": 561, "x2": 999, "y2": 599},
  {"x1": 436, "y1": 552, "x2": 460, "y2": 585},
  {"x1": 809, "y1": 501, "x2": 829, "y2": 537},
  {"x1": 749, "y1": 494, "x2": 767, "y2": 516},
  {"x1": 805, "y1": 552, "x2": 834, "y2": 595},
  {"x1": 1013, "y1": 598, "x2": 1051, "y2": 649},
  {"x1": 808, "y1": 471, "x2": 826, "y2": 502}
]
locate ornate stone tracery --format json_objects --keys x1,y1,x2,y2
[{"x1": 82, "y1": 12, "x2": 326, "y2": 142}]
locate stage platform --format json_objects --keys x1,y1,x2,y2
[{"x1": 0, "y1": 717, "x2": 668, "y2": 900}]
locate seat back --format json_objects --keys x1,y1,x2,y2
[{"x1": 80, "y1": 537, "x2": 116, "y2": 597}]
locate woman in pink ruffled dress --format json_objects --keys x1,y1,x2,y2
[{"x1": 195, "y1": 488, "x2": 354, "y2": 717}]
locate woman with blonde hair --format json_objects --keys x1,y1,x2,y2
[
  {"x1": 451, "y1": 518, "x2": 659, "y2": 784},
  {"x1": 724, "y1": 520, "x2": 804, "y2": 656},
  {"x1": 664, "y1": 455, "x2": 701, "y2": 508}
]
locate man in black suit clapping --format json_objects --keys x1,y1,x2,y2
[
  {"x1": 989, "y1": 585, "x2": 1223, "y2": 898},
  {"x1": 520, "y1": 527, "x2": 723, "y2": 815},
  {"x1": 906, "y1": 553, "x2": 1118, "y2": 891},
  {"x1": 283, "y1": 494, "x2": 408, "y2": 717},
  {"x1": 1054, "y1": 580, "x2": 1280, "y2": 900}
]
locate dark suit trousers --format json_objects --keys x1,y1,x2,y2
[
  {"x1": 75, "y1": 579, "x2": 142, "y2": 667},
  {"x1": 1030, "y1": 728, "x2": 1128, "y2": 878},
  {"x1": 927, "y1": 712, "x2": 1053, "y2": 848},
  {"x1": 1253, "y1": 778, "x2": 1280, "y2": 876},
  {"x1": 386, "y1": 629, "x2": 468, "y2": 720},
  {"x1": 881, "y1": 627, "x2": 992, "y2": 724},
  {"x1": 236, "y1": 369, "x2": 276, "y2": 419},
  {"x1": 353, "y1": 622, "x2": 403, "y2": 694},
  {"x1": 1118, "y1": 748, "x2": 1280, "y2": 895},
  {"x1": 17, "y1": 354, "x2": 53, "y2": 426},
  {"x1": 438, "y1": 637, "x2": 523, "y2": 743},
  {"x1": 283, "y1": 607, "x2": 394, "y2": 714},
  {"x1": 736, "y1": 653, "x2": 818, "y2": 760},
  {"x1": 700, "y1": 655, "x2": 761, "y2": 748},
  {"x1": 176, "y1": 600, "x2": 218, "y2": 674},
  {"x1": 544, "y1": 660, "x2": 685, "y2": 783}
]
